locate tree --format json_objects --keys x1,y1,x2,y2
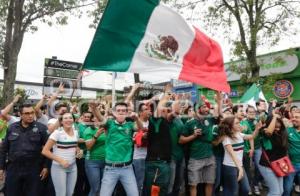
[
  {"x1": 167, "y1": 0, "x2": 300, "y2": 84},
  {"x1": 0, "y1": 0, "x2": 103, "y2": 106}
]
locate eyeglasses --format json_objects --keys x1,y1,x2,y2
[
  {"x1": 22, "y1": 112, "x2": 35, "y2": 116},
  {"x1": 116, "y1": 109, "x2": 127, "y2": 113}
]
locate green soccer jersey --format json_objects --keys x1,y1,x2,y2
[
  {"x1": 287, "y1": 127, "x2": 300, "y2": 164},
  {"x1": 105, "y1": 119, "x2": 135, "y2": 163},
  {"x1": 83, "y1": 127, "x2": 106, "y2": 160},
  {"x1": 77, "y1": 122, "x2": 89, "y2": 150},
  {"x1": 169, "y1": 117, "x2": 185, "y2": 161},
  {"x1": 0, "y1": 119, "x2": 8, "y2": 140},
  {"x1": 184, "y1": 117, "x2": 215, "y2": 159},
  {"x1": 240, "y1": 119, "x2": 261, "y2": 153},
  {"x1": 212, "y1": 126, "x2": 224, "y2": 157}
]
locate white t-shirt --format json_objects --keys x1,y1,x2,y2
[
  {"x1": 50, "y1": 128, "x2": 79, "y2": 165},
  {"x1": 8, "y1": 116, "x2": 20, "y2": 125},
  {"x1": 37, "y1": 114, "x2": 49, "y2": 126},
  {"x1": 133, "y1": 121, "x2": 149, "y2": 160},
  {"x1": 48, "y1": 118, "x2": 58, "y2": 125},
  {"x1": 222, "y1": 132, "x2": 245, "y2": 167}
]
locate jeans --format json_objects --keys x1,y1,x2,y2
[
  {"x1": 243, "y1": 152, "x2": 262, "y2": 187},
  {"x1": 51, "y1": 163, "x2": 77, "y2": 196},
  {"x1": 222, "y1": 165, "x2": 250, "y2": 196},
  {"x1": 253, "y1": 148, "x2": 263, "y2": 184},
  {"x1": 167, "y1": 159, "x2": 184, "y2": 196},
  {"x1": 85, "y1": 160, "x2": 105, "y2": 196},
  {"x1": 213, "y1": 156, "x2": 223, "y2": 195},
  {"x1": 133, "y1": 159, "x2": 146, "y2": 195},
  {"x1": 100, "y1": 164, "x2": 139, "y2": 196},
  {"x1": 283, "y1": 162, "x2": 300, "y2": 196},
  {"x1": 258, "y1": 165, "x2": 283, "y2": 196}
]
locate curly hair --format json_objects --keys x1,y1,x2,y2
[{"x1": 219, "y1": 116, "x2": 237, "y2": 139}]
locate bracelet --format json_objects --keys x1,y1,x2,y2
[{"x1": 93, "y1": 135, "x2": 98, "y2": 140}]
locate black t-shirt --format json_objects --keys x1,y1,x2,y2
[
  {"x1": 146, "y1": 117, "x2": 172, "y2": 162},
  {"x1": 260, "y1": 132, "x2": 287, "y2": 167}
]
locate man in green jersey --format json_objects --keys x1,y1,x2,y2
[
  {"x1": 240, "y1": 106, "x2": 262, "y2": 195},
  {"x1": 179, "y1": 91, "x2": 222, "y2": 196},
  {"x1": 284, "y1": 111, "x2": 300, "y2": 196},
  {"x1": 98, "y1": 102, "x2": 142, "y2": 196}
]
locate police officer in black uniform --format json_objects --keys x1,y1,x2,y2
[{"x1": 0, "y1": 104, "x2": 48, "y2": 196}]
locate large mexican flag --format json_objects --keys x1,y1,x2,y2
[{"x1": 83, "y1": 0, "x2": 230, "y2": 92}]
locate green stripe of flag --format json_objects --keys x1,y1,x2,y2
[
  {"x1": 83, "y1": 0, "x2": 159, "y2": 71},
  {"x1": 240, "y1": 84, "x2": 261, "y2": 103},
  {"x1": 57, "y1": 141, "x2": 78, "y2": 145},
  {"x1": 232, "y1": 142, "x2": 244, "y2": 148}
]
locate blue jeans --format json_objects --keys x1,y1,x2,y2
[
  {"x1": 168, "y1": 159, "x2": 184, "y2": 196},
  {"x1": 222, "y1": 165, "x2": 250, "y2": 196},
  {"x1": 253, "y1": 148, "x2": 263, "y2": 185},
  {"x1": 258, "y1": 165, "x2": 283, "y2": 196},
  {"x1": 243, "y1": 149, "x2": 262, "y2": 188},
  {"x1": 214, "y1": 156, "x2": 223, "y2": 195},
  {"x1": 51, "y1": 163, "x2": 77, "y2": 196},
  {"x1": 85, "y1": 160, "x2": 105, "y2": 196},
  {"x1": 133, "y1": 159, "x2": 146, "y2": 196},
  {"x1": 100, "y1": 164, "x2": 139, "y2": 196},
  {"x1": 283, "y1": 162, "x2": 300, "y2": 196}
]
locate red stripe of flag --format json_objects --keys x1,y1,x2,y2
[{"x1": 179, "y1": 27, "x2": 230, "y2": 93}]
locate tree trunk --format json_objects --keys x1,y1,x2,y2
[
  {"x1": 249, "y1": 52, "x2": 260, "y2": 79},
  {"x1": 2, "y1": 51, "x2": 18, "y2": 106},
  {"x1": 2, "y1": 0, "x2": 25, "y2": 106}
]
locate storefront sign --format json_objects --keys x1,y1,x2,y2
[
  {"x1": 44, "y1": 58, "x2": 82, "y2": 97},
  {"x1": 45, "y1": 58, "x2": 82, "y2": 70},
  {"x1": 273, "y1": 80, "x2": 294, "y2": 99},
  {"x1": 229, "y1": 90, "x2": 239, "y2": 97},
  {"x1": 226, "y1": 50, "x2": 299, "y2": 81},
  {"x1": 171, "y1": 79, "x2": 193, "y2": 88}
]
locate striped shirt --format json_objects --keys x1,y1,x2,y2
[
  {"x1": 50, "y1": 128, "x2": 79, "y2": 165},
  {"x1": 223, "y1": 132, "x2": 245, "y2": 167}
]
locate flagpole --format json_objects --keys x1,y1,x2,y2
[{"x1": 112, "y1": 72, "x2": 116, "y2": 107}]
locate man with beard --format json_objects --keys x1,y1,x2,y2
[
  {"x1": 283, "y1": 111, "x2": 300, "y2": 196},
  {"x1": 144, "y1": 93, "x2": 173, "y2": 196},
  {"x1": 180, "y1": 92, "x2": 222, "y2": 196}
]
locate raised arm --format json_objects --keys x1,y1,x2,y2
[
  {"x1": 1, "y1": 94, "x2": 21, "y2": 118},
  {"x1": 47, "y1": 83, "x2": 64, "y2": 108},
  {"x1": 89, "y1": 101, "x2": 106, "y2": 123},
  {"x1": 34, "y1": 95, "x2": 48, "y2": 118},
  {"x1": 124, "y1": 83, "x2": 141, "y2": 104},
  {"x1": 213, "y1": 91, "x2": 222, "y2": 117}
]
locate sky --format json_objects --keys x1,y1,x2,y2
[{"x1": 6, "y1": 3, "x2": 300, "y2": 91}]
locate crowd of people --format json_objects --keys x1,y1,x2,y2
[{"x1": 0, "y1": 82, "x2": 299, "y2": 196}]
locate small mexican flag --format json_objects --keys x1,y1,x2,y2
[
  {"x1": 240, "y1": 84, "x2": 267, "y2": 108},
  {"x1": 83, "y1": 0, "x2": 230, "y2": 92}
]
